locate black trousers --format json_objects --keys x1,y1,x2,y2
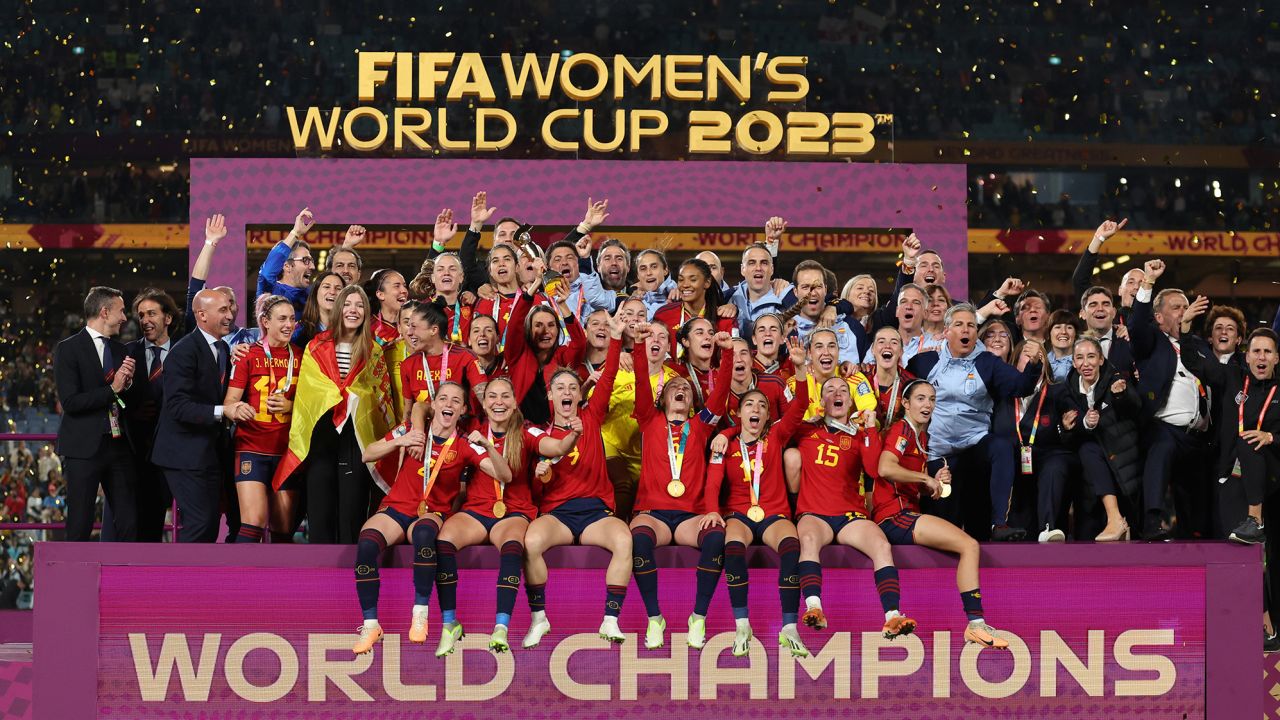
[
  {"x1": 923, "y1": 433, "x2": 1016, "y2": 541},
  {"x1": 102, "y1": 455, "x2": 171, "y2": 542},
  {"x1": 62, "y1": 437, "x2": 138, "y2": 542},
  {"x1": 1141, "y1": 420, "x2": 1206, "y2": 536},
  {"x1": 305, "y1": 419, "x2": 374, "y2": 544},
  {"x1": 1008, "y1": 446, "x2": 1078, "y2": 534},
  {"x1": 164, "y1": 465, "x2": 224, "y2": 543}
]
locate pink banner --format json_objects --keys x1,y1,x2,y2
[{"x1": 98, "y1": 564, "x2": 1203, "y2": 718}]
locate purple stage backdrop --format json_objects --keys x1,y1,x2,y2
[{"x1": 96, "y1": 563, "x2": 1204, "y2": 718}]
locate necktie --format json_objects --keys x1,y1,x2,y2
[
  {"x1": 149, "y1": 345, "x2": 163, "y2": 378},
  {"x1": 215, "y1": 340, "x2": 229, "y2": 385},
  {"x1": 100, "y1": 336, "x2": 115, "y2": 381}
]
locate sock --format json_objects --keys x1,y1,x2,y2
[
  {"x1": 960, "y1": 588, "x2": 984, "y2": 622},
  {"x1": 496, "y1": 540, "x2": 523, "y2": 627},
  {"x1": 411, "y1": 522, "x2": 439, "y2": 606},
  {"x1": 725, "y1": 541, "x2": 749, "y2": 618},
  {"x1": 436, "y1": 540, "x2": 458, "y2": 624},
  {"x1": 355, "y1": 529, "x2": 387, "y2": 621},
  {"x1": 631, "y1": 526, "x2": 661, "y2": 616},
  {"x1": 694, "y1": 526, "x2": 725, "y2": 616},
  {"x1": 527, "y1": 582, "x2": 547, "y2": 613},
  {"x1": 605, "y1": 584, "x2": 627, "y2": 617},
  {"x1": 269, "y1": 530, "x2": 293, "y2": 544},
  {"x1": 797, "y1": 560, "x2": 822, "y2": 601},
  {"x1": 777, "y1": 536, "x2": 800, "y2": 626},
  {"x1": 234, "y1": 523, "x2": 264, "y2": 544},
  {"x1": 874, "y1": 566, "x2": 901, "y2": 614}
]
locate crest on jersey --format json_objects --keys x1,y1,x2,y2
[
  {"x1": 240, "y1": 460, "x2": 252, "y2": 476},
  {"x1": 839, "y1": 436, "x2": 852, "y2": 450},
  {"x1": 895, "y1": 436, "x2": 908, "y2": 453}
]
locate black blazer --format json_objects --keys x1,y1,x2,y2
[
  {"x1": 1128, "y1": 295, "x2": 1211, "y2": 419},
  {"x1": 1060, "y1": 363, "x2": 1143, "y2": 495},
  {"x1": 54, "y1": 328, "x2": 131, "y2": 458},
  {"x1": 151, "y1": 331, "x2": 229, "y2": 471},
  {"x1": 122, "y1": 339, "x2": 166, "y2": 455},
  {"x1": 1100, "y1": 333, "x2": 1135, "y2": 383},
  {"x1": 1180, "y1": 342, "x2": 1280, "y2": 481}
]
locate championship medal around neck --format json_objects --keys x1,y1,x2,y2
[
  {"x1": 667, "y1": 479, "x2": 686, "y2": 497},
  {"x1": 418, "y1": 500, "x2": 428, "y2": 517},
  {"x1": 747, "y1": 505, "x2": 766, "y2": 522},
  {"x1": 493, "y1": 500, "x2": 507, "y2": 518}
]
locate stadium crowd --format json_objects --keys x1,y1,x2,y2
[{"x1": 49, "y1": 195, "x2": 1280, "y2": 658}]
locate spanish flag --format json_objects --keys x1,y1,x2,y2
[
  {"x1": 272, "y1": 332, "x2": 398, "y2": 492},
  {"x1": 378, "y1": 335, "x2": 409, "y2": 423}
]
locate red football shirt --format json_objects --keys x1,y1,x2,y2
[
  {"x1": 725, "y1": 374, "x2": 789, "y2": 429},
  {"x1": 228, "y1": 343, "x2": 302, "y2": 455},
  {"x1": 795, "y1": 422, "x2": 882, "y2": 517},
  {"x1": 439, "y1": 298, "x2": 475, "y2": 345},
  {"x1": 474, "y1": 293, "x2": 520, "y2": 350},
  {"x1": 705, "y1": 377, "x2": 809, "y2": 517},
  {"x1": 870, "y1": 419, "x2": 930, "y2": 523},
  {"x1": 461, "y1": 418, "x2": 539, "y2": 519},
  {"x1": 381, "y1": 427, "x2": 484, "y2": 517},
  {"x1": 400, "y1": 344, "x2": 486, "y2": 404}
]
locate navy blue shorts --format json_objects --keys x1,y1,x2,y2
[
  {"x1": 879, "y1": 512, "x2": 921, "y2": 545},
  {"x1": 547, "y1": 498, "x2": 614, "y2": 542},
  {"x1": 728, "y1": 511, "x2": 789, "y2": 545},
  {"x1": 636, "y1": 509, "x2": 699, "y2": 535},
  {"x1": 462, "y1": 509, "x2": 530, "y2": 534},
  {"x1": 379, "y1": 506, "x2": 441, "y2": 534},
  {"x1": 234, "y1": 451, "x2": 280, "y2": 485},
  {"x1": 798, "y1": 511, "x2": 869, "y2": 537}
]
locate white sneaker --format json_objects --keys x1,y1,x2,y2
[
  {"x1": 522, "y1": 614, "x2": 552, "y2": 649},
  {"x1": 732, "y1": 621, "x2": 754, "y2": 657},
  {"x1": 1037, "y1": 527, "x2": 1066, "y2": 543},
  {"x1": 598, "y1": 616, "x2": 625, "y2": 644},
  {"x1": 434, "y1": 621, "x2": 464, "y2": 657},
  {"x1": 408, "y1": 605, "x2": 430, "y2": 643},
  {"x1": 778, "y1": 624, "x2": 810, "y2": 658},
  {"x1": 644, "y1": 616, "x2": 666, "y2": 649},
  {"x1": 687, "y1": 614, "x2": 707, "y2": 649}
]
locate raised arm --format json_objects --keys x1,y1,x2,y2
[
  {"x1": 1072, "y1": 219, "x2": 1128, "y2": 308},
  {"x1": 704, "y1": 340, "x2": 736, "y2": 419},
  {"x1": 631, "y1": 324, "x2": 659, "y2": 424},
  {"x1": 361, "y1": 427, "x2": 425, "y2": 463},
  {"x1": 469, "y1": 430, "x2": 513, "y2": 484},
  {"x1": 771, "y1": 336, "x2": 811, "y2": 445},
  {"x1": 1127, "y1": 259, "x2": 1164, "y2": 360},
  {"x1": 584, "y1": 323, "x2": 624, "y2": 423}
]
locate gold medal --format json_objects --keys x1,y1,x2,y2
[
  {"x1": 747, "y1": 505, "x2": 766, "y2": 522},
  {"x1": 418, "y1": 501, "x2": 428, "y2": 517},
  {"x1": 417, "y1": 466, "x2": 426, "y2": 477},
  {"x1": 939, "y1": 484, "x2": 952, "y2": 499},
  {"x1": 667, "y1": 479, "x2": 686, "y2": 497},
  {"x1": 493, "y1": 500, "x2": 507, "y2": 518}
]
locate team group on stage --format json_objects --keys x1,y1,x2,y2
[{"x1": 54, "y1": 193, "x2": 1280, "y2": 658}]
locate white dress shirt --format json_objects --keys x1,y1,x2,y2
[{"x1": 197, "y1": 327, "x2": 226, "y2": 420}]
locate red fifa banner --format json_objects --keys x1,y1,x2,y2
[{"x1": 34, "y1": 543, "x2": 1260, "y2": 718}]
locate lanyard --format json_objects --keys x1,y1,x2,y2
[
  {"x1": 825, "y1": 418, "x2": 860, "y2": 437},
  {"x1": 1168, "y1": 336, "x2": 1206, "y2": 398},
  {"x1": 738, "y1": 438, "x2": 765, "y2": 506},
  {"x1": 263, "y1": 341, "x2": 295, "y2": 392},
  {"x1": 449, "y1": 300, "x2": 463, "y2": 342},
  {"x1": 489, "y1": 426, "x2": 506, "y2": 500},
  {"x1": 420, "y1": 434, "x2": 456, "y2": 504},
  {"x1": 686, "y1": 362, "x2": 709, "y2": 405},
  {"x1": 874, "y1": 374, "x2": 901, "y2": 423},
  {"x1": 904, "y1": 417, "x2": 929, "y2": 457},
  {"x1": 494, "y1": 294, "x2": 517, "y2": 353},
  {"x1": 667, "y1": 421, "x2": 691, "y2": 480},
  {"x1": 1014, "y1": 383, "x2": 1049, "y2": 446},
  {"x1": 422, "y1": 344, "x2": 451, "y2": 399},
  {"x1": 1238, "y1": 376, "x2": 1279, "y2": 435}
]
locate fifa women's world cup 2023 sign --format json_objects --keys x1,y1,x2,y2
[{"x1": 286, "y1": 52, "x2": 882, "y2": 156}]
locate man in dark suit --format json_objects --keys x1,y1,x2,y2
[
  {"x1": 53, "y1": 286, "x2": 139, "y2": 541},
  {"x1": 118, "y1": 288, "x2": 181, "y2": 541},
  {"x1": 1128, "y1": 259, "x2": 1213, "y2": 541},
  {"x1": 152, "y1": 288, "x2": 235, "y2": 543},
  {"x1": 1079, "y1": 286, "x2": 1136, "y2": 381}
]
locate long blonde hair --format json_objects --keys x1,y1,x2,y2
[
  {"x1": 483, "y1": 376, "x2": 525, "y2": 474},
  {"x1": 327, "y1": 284, "x2": 374, "y2": 369}
]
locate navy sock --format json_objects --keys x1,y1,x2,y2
[
  {"x1": 725, "y1": 541, "x2": 749, "y2": 619},
  {"x1": 631, "y1": 526, "x2": 661, "y2": 616},
  {"x1": 777, "y1": 536, "x2": 800, "y2": 625},
  {"x1": 527, "y1": 582, "x2": 547, "y2": 613},
  {"x1": 874, "y1": 566, "x2": 901, "y2": 614},
  {"x1": 234, "y1": 523, "x2": 264, "y2": 544},
  {"x1": 411, "y1": 522, "x2": 439, "y2": 606},
  {"x1": 797, "y1": 560, "x2": 822, "y2": 600},
  {"x1": 355, "y1": 529, "x2": 386, "y2": 621},
  {"x1": 694, "y1": 526, "x2": 725, "y2": 616},
  {"x1": 436, "y1": 540, "x2": 458, "y2": 622},
  {"x1": 960, "y1": 588, "x2": 984, "y2": 622},
  {"x1": 496, "y1": 540, "x2": 524, "y2": 626},
  {"x1": 605, "y1": 584, "x2": 627, "y2": 617}
]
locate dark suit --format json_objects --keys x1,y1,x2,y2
[
  {"x1": 1129, "y1": 295, "x2": 1213, "y2": 535},
  {"x1": 118, "y1": 339, "x2": 174, "y2": 540},
  {"x1": 1097, "y1": 333, "x2": 1135, "y2": 383},
  {"x1": 151, "y1": 329, "x2": 230, "y2": 542},
  {"x1": 53, "y1": 328, "x2": 138, "y2": 541}
]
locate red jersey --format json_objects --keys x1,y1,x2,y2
[
  {"x1": 706, "y1": 377, "x2": 809, "y2": 517},
  {"x1": 438, "y1": 297, "x2": 475, "y2": 345},
  {"x1": 871, "y1": 419, "x2": 930, "y2": 523},
  {"x1": 858, "y1": 365, "x2": 916, "y2": 431},
  {"x1": 529, "y1": 338, "x2": 621, "y2": 513},
  {"x1": 666, "y1": 359, "x2": 722, "y2": 411},
  {"x1": 795, "y1": 421, "x2": 882, "y2": 517},
  {"x1": 499, "y1": 290, "x2": 587, "y2": 403},
  {"x1": 725, "y1": 373, "x2": 790, "y2": 428},
  {"x1": 474, "y1": 293, "x2": 520, "y2": 351},
  {"x1": 400, "y1": 344, "x2": 487, "y2": 404},
  {"x1": 372, "y1": 314, "x2": 401, "y2": 346},
  {"x1": 461, "y1": 418, "x2": 539, "y2": 519},
  {"x1": 652, "y1": 302, "x2": 737, "y2": 356},
  {"x1": 634, "y1": 347, "x2": 733, "y2": 514},
  {"x1": 228, "y1": 343, "x2": 302, "y2": 455},
  {"x1": 381, "y1": 426, "x2": 485, "y2": 517},
  {"x1": 753, "y1": 356, "x2": 795, "y2": 382}
]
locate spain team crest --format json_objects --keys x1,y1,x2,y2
[
  {"x1": 240, "y1": 460, "x2": 252, "y2": 476},
  {"x1": 839, "y1": 436, "x2": 852, "y2": 450}
]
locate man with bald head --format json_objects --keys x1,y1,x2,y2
[{"x1": 152, "y1": 289, "x2": 236, "y2": 542}]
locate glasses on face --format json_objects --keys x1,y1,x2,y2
[{"x1": 288, "y1": 256, "x2": 315, "y2": 266}]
